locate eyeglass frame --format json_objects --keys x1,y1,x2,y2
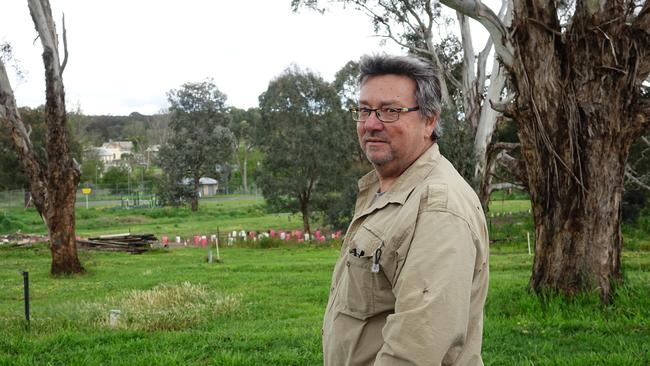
[{"x1": 349, "y1": 106, "x2": 420, "y2": 123}]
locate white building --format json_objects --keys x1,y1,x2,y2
[{"x1": 95, "y1": 141, "x2": 134, "y2": 167}]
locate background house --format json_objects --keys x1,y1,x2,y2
[
  {"x1": 182, "y1": 177, "x2": 219, "y2": 197},
  {"x1": 94, "y1": 141, "x2": 134, "y2": 168}
]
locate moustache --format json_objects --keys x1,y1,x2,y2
[{"x1": 362, "y1": 132, "x2": 389, "y2": 143}]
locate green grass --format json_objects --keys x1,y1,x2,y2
[
  {"x1": 0, "y1": 243, "x2": 648, "y2": 365},
  {"x1": 0, "y1": 244, "x2": 334, "y2": 365},
  {"x1": 1, "y1": 196, "x2": 649, "y2": 364},
  {"x1": 489, "y1": 199, "x2": 531, "y2": 214},
  {"x1": 0, "y1": 195, "x2": 305, "y2": 238}
]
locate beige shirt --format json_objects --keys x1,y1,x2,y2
[{"x1": 323, "y1": 144, "x2": 489, "y2": 366}]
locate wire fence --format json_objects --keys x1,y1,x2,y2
[
  {"x1": 0, "y1": 181, "x2": 259, "y2": 209},
  {"x1": 0, "y1": 182, "x2": 159, "y2": 209}
]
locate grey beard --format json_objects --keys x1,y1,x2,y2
[{"x1": 366, "y1": 148, "x2": 394, "y2": 166}]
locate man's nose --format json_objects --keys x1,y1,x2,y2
[{"x1": 363, "y1": 111, "x2": 384, "y2": 131}]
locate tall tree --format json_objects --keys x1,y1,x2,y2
[
  {"x1": 0, "y1": 0, "x2": 84, "y2": 274},
  {"x1": 441, "y1": 0, "x2": 650, "y2": 301},
  {"x1": 257, "y1": 66, "x2": 355, "y2": 235},
  {"x1": 158, "y1": 79, "x2": 234, "y2": 211},
  {"x1": 229, "y1": 107, "x2": 261, "y2": 194}
]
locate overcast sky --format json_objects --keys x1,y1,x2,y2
[{"x1": 1, "y1": 1, "x2": 488, "y2": 116}]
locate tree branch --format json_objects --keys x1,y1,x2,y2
[
  {"x1": 491, "y1": 141, "x2": 520, "y2": 150},
  {"x1": 476, "y1": 0, "x2": 506, "y2": 87},
  {"x1": 496, "y1": 151, "x2": 528, "y2": 187},
  {"x1": 399, "y1": 0, "x2": 429, "y2": 35},
  {"x1": 60, "y1": 13, "x2": 68, "y2": 76},
  {"x1": 625, "y1": 167, "x2": 650, "y2": 193},
  {"x1": 490, "y1": 97, "x2": 517, "y2": 118},
  {"x1": 440, "y1": 0, "x2": 515, "y2": 67},
  {"x1": 641, "y1": 135, "x2": 650, "y2": 148},
  {"x1": 488, "y1": 182, "x2": 525, "y2": 194}
]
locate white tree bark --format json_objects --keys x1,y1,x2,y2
[
  {"x1": 474, "y1": 60, "x2": 506, "y2": 178},
  {"x1": 440, "y1": 0, "x2": 515, "y2": 67},
  {"x1": 458, "y1": 12, "x2": 479, "y2": 131}
]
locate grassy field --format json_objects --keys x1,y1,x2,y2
[
  {"x1": 0, "y1": 195, "x2": 303, "y2": 238},
  {"x1": 0, "y1": 196, "x2": 649, "y2": 365},
  {"x1": 0, "y1": 243, "x2": 648, "y2": 365}
]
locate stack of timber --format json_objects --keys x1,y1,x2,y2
[{"x1": 76, "y1": 233, "x2": 157, "y2": 254}]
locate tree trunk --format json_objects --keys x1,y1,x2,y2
[
  {"x1": 0, "y1": 0, "x2": 84, "y2": 274},
  {"x1": 440, "y1": 0, "x2": 649, "y2": 304},
  {"x1": 300, "y1": 197, "x2": 311, "y2": 237},
  {"x1": 23, "y1": 189, "x2": 31, "y2": 208},
  {"x1": 527, "y1": 140, "x2": 625, "y2": 301},
  {"x1": 38, "y1": 1, "x2": 84, "y2": 274},
  {"x1": 242, "y1": 153, "x2": 248, "y2": 194},
  {"x1": 48, "y1": 187, "x2": 83, "y2": 274},
  {"x1": 192, "y1": 175, "x2": 200, "y2": 211},
  {"x1": 508, "y1": 1, "x2": 648, "y2": 302},
  {"x1": 473, "y1": 61, "x2": 507, "y2": 208}
]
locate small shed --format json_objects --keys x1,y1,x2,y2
[
  {"x1": 182, "y1": 177, "x2": 219, "y2": 197},
  {"x1": 198, "y1": 177, "x2": 218, "y2": 197}
]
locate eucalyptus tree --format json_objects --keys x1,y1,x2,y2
[
  {"x1": 256, "y1": 66, "x2": 356, "y2": 235},
  {"x1": 158, "y1": 79, "x2": 234, "y2": 211},
  {"x1": 439, "y1": 0, "x2": 650, "y2": 301},
  {"x1": 0, "y1": 0, "x2": 84, "y2": 274},
  {"x1": 229, "y1": 107, "x2": 261, "y2": 194}
]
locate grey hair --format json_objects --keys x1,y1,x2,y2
[{"x1": 358, "y1": 54, "x2": 443, "y2": 140}]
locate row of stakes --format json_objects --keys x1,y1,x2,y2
[{"x1": 160, "y1": 229, "x2": 344, "y2": 248}]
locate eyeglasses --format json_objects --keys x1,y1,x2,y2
[{"x1": 349, "y1": 106, "x2": 420, "y2": 123}]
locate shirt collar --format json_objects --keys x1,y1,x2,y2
[{"x1": 355, "y1": 143, "x2": 441, "y2": 215}]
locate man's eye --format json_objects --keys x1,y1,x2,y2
[
  {"x1": 383, "y1": 108, "x2": 399, "y2": 113},
  {"x1": 359, "y1": 108, "x2": 373, "y2": 115}
]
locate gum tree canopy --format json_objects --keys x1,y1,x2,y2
[
  {"x1": 158, "y1": 79, "x2": 234, "y2": 212},
  {"x1": 441, "y1": 0, "x2": 650, "y2": 302},
  {"x1": 256, "y1": 66, "x2": 355, "y2": 236},
  {"x1": 0, "y1": 0, "x2": 84, "y2": 275}
]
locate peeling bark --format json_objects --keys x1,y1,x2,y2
[
  {"x1": 512, "y1": 0, "x2": 650, "y2": 302},
  {"x1": 444, "y1": 0, "x2": 650, "y2": 302},
  {"x1": 0, "y1": 0, "x2": 83, "y2": 275}
]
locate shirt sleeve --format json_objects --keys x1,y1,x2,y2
[{"x1": 374, "y1": 210, "x2": 478, "y2": 366}]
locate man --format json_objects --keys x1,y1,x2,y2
[{"x1": 322, "y1": 54, "x2": 489, "y2": 366}]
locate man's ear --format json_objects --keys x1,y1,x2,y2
[{"x1": 424, "y1": 114, "x2": 438, "y2": 138}]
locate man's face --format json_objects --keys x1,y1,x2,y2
[{"x1": 357, "y1": 74, "x2": 435, "y2": 178}]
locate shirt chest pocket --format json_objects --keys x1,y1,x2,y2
[{"x1": 336, "y1": 224, "x2": 395, "y2": 320}]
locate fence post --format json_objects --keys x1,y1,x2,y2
[{"x1": 22, "y1": 271, "x2": 30, "y2": 329}]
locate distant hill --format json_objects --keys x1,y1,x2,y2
[{"x1": 83, "y1": 112, "x2": 169, "y2": 149}]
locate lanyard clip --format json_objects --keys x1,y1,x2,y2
[{"x1": 371, "y1": 242, "x2": 383, "y2": 273}]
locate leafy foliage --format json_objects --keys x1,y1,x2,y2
[
  {"x1": 256, "y1": 66, "x2": 356, "y2": 233},
  {"x1": 0, "y1": 107, "x2": 83, "y2": 190},
  {"x1": 157, "y1": 79, "x2": 234, "y2": 210},
  {"x1": 228, "y1": 107, "x2": 262, "y2": 193}
]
